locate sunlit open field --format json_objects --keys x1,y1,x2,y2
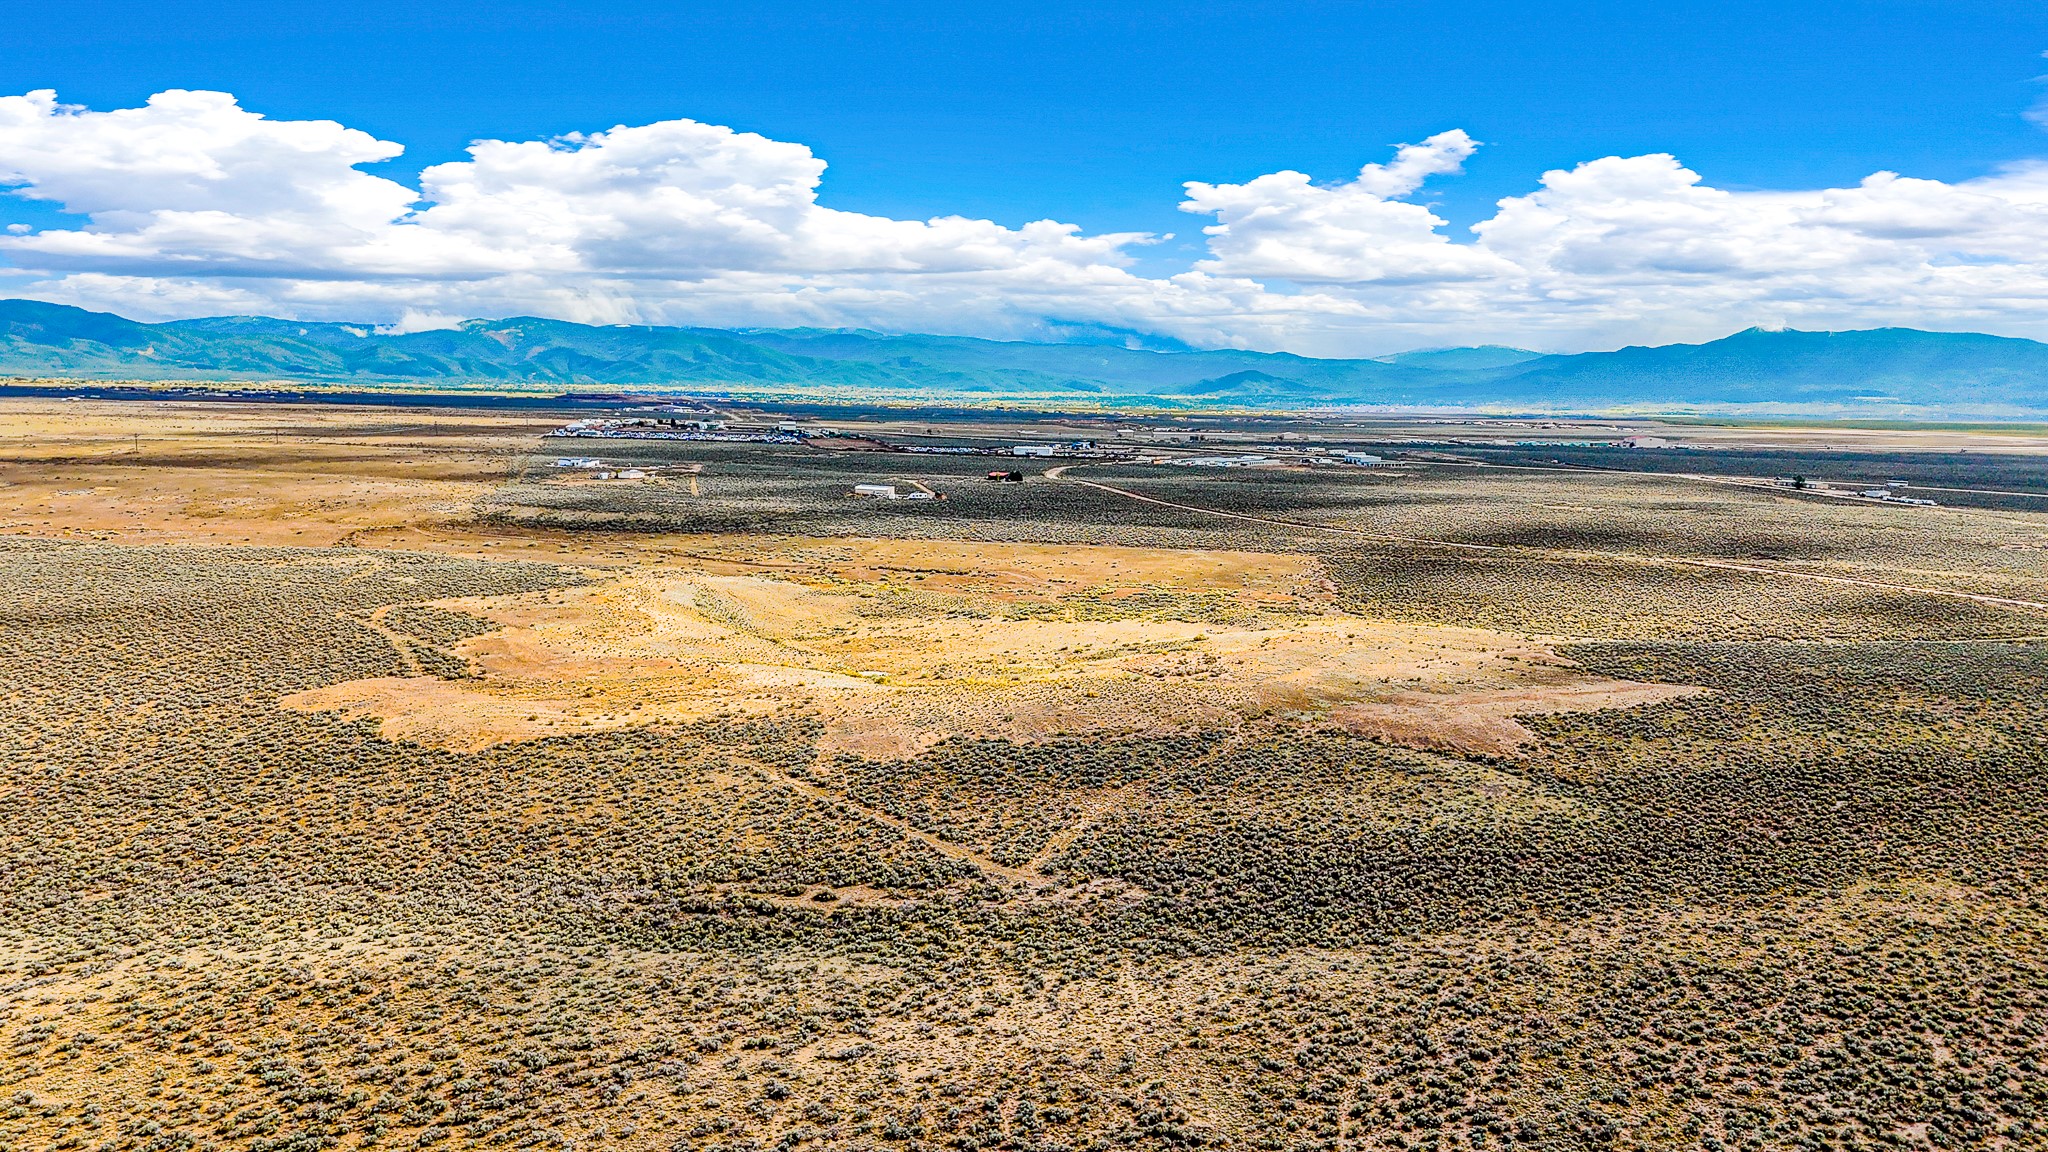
[{"x1": 5, "y1": 399, "x2": 2048, "y2": 1152}]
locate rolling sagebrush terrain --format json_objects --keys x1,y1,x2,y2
[{"x1": 3, "y1": 402, "x2": 2047, "y2": 1152}]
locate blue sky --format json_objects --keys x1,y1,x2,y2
[{"x1": 5, "y1": 0, "x2": 2048, "y2": 352}]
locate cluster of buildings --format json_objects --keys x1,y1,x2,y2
[
  {"x1": 551, "y1": 457, "x2": 653, "y2": 481},
  {"x1": 851, "y1": 483, "x2": 938, "y2": 501},
  {"x1": 1008, "y1": 441, "x2": 1126, "y2": 459},
  {"x1": 1150, "y1": 453, "x2": 1277, "y2": 468},
  {"x1": 1770, "y1": 476, "x2": 1938, "y2": 507},
  {"x1": 1138, "y1": 450, "x2": 1386, "y2": 469},
  {"x1": 1856, "y1": 483, "x2": 1938, "y2": 506},
  {"x1": 549, "y1": 418, "x2": 800, "y2": 444}
]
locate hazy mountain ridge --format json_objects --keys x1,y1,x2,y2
[{"x1": 7, "y1": 299, "x2": 2048, "y2": 414}]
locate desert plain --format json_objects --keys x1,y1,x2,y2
[{"x1": 3, "y1": 398, "x2": 2047, "y2": 1152}]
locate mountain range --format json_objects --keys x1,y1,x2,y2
[{"x1": 6, "y1": 298, "x2": 2048, "y2": 416}]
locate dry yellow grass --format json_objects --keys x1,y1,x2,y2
[
  {"x1": 0, "y1": 399, "x2": 536, "y2": 546},
  {"x1": 284, "y1": 543, "x2": 1698, "y2": 759}
]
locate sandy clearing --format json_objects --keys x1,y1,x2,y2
[
  {"x1": 1330, "y1": 680, "x2": 1703, "y2": 758},
  {"x1": 284, "y1": 550, "x2": 1699, "y2": 760}
]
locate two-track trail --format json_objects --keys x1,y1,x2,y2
[{"x1": 733, "y1": 735, "x2": 1251, "y2": 892}]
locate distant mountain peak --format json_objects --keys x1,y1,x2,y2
[
  {"x1": 1379, "y1": 345, "x2": 1545, "y2": 371},
  {"x1": 4, "y1": 299, "x2": 2048, "y2": 416}
]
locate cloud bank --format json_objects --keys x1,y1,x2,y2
[{"x1": 6, "y1": 89, "x2": 2048, "y2": 355}]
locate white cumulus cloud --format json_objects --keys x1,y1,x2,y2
[
  {"x1": 7, "y1": 89, "x2": 2048, "y2": 355},
  {"x1": 0, "y1": 89, "x2": 421, "y2": 277},
  {"x1": 1464, "y1": 155, "x2": 2048, "y2": 345},
  {"x1": 1183, "y1": 129, "x2": 1513, "y2": 285}
]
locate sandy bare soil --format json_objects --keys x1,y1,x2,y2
[
  {"x1": 1328, "y1": 680, "x2": 1700, "y2": 757},
  {"x1": 283, "y1": 543, "x2": 1696, "y2": 759}
]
